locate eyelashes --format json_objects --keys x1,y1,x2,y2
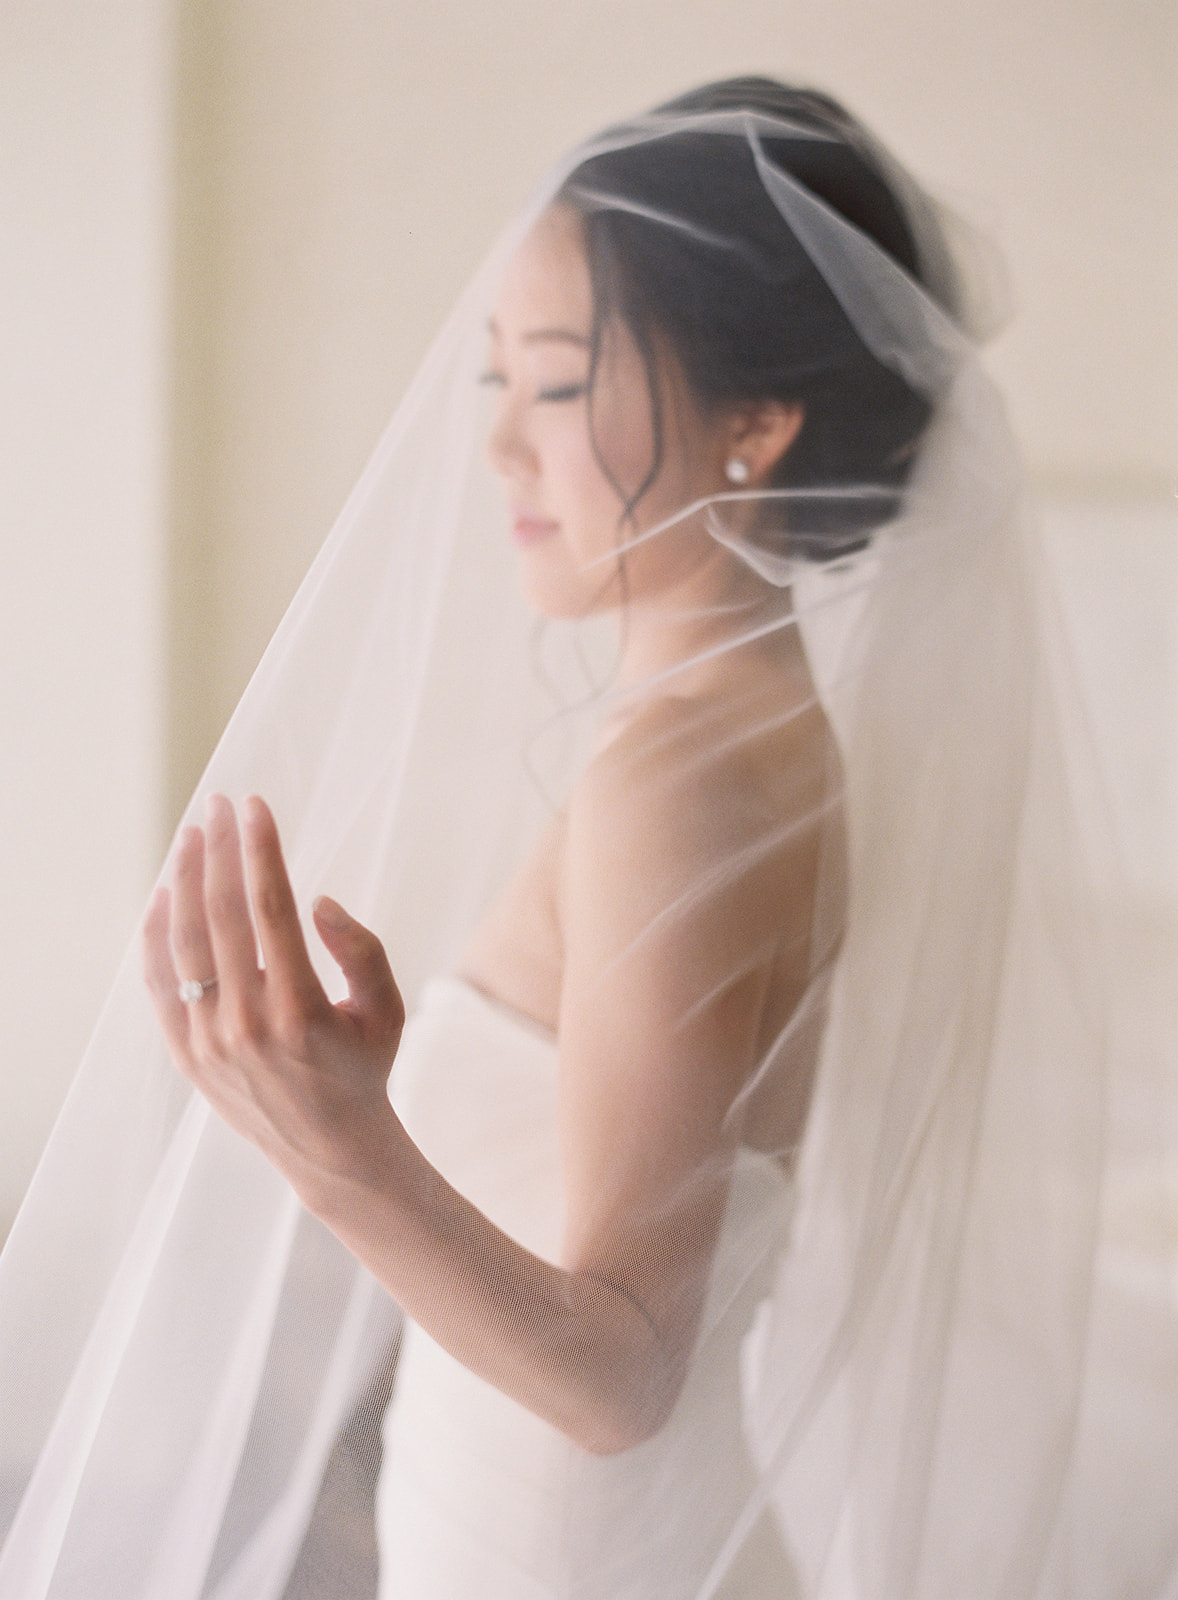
[
  {"x1": 536, "y1": 383, "x2": 588, "y2": 403},
  {"x1": 478, "y1": 371, "x2": 588, "y2": 404}
]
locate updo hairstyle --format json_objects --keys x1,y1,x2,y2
[{"x1": 561, "y1": 78, "x2": 958, "y2": 559}]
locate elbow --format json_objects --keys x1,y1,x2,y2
[
  {"x1": 571, "y1": 1364, "x2": 683, "y2": 1457},
  {"x1": 576, "y1": 1409, "x2": 669, "y2": 1457},
  {"x1": 558, "y1": 1270, "x2": 697, "y2": 1454}
]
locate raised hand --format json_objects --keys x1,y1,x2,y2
[{"x1": 143, "y1": 794, "x2": 405, "y2": 1198}]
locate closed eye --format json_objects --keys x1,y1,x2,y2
[
  {"x1": 477, "y1": 372, "x2": 587, "y2": 403},
  {"x1": 537, "y1": 383, "x2": 588, "y2": 403}
]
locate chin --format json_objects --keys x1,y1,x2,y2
[{"x1": 517, "y1": 554, "x2": 623, "y2": 621}]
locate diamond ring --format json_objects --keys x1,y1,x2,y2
[{"x1": 178, "y1": 976, "x2": 219, "y2": 1004}]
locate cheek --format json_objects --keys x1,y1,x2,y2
[
  {"x1": 585, "y1": 382, "x2": 660, "y2": 508},
  {"x1": 538, "y1": 413, "x2": 630, "y2": 550}
]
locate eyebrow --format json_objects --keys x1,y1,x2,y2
[{"x1": 486, "y1": 318, "x2": 591, "y2": 348}]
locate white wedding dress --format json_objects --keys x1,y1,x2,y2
[{"x1": 376, "y1": 977, "x2": 800, "y2": 1599}]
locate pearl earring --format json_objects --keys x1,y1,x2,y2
[{"x1": 725, "y1": 457, "x2": 750, "y2": 485}]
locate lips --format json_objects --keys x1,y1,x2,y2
[{"x1": 511, "y1": 511, "x2": 560, "y2": 548}]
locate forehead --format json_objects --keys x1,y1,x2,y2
[{"x1": 491, "y1": 205, "x2": 593, "y2": 341}]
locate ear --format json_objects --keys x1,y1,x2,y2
[{"x1": 726, "y1": 402, "x2": 804, "y2": 484}]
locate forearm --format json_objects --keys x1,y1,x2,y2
[
  {"x1": 292, "y1": 1110, "x2": 675, "y2": 1454},
  {"x1": 144, "y1": 800, "x2": 713, "y2": 1452}
]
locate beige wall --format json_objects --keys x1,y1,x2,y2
[
  {"x1": 1, "y1": 1, "x2": 173, "y2": 1229},
  {"x1": 2, "y1": 0, "x2": 1175, "y2": 1230}
]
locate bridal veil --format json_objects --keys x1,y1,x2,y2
[{"x1": 1, "y1": 86, "x2": 1173, "y2": 1599}]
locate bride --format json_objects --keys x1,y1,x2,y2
[
  {"x1": 2, "y1": 78, "x2": 1160, "y2": 1600},
  {"x1": 145, "y1": 153, "x2": 837, "y2": 1593}
]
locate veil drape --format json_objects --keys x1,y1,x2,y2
[{"x1": 1, "y1": 100, "x2": 1173, "y2": 1600}]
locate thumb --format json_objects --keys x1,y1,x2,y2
[{"x1": 313, "y1": 896, "x2": 405, "y2": 1039}]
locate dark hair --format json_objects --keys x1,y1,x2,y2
[{"x1": 561, "y1": 79, "x2": 955, "y2": 559}]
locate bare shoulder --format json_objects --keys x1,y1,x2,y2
[
  {"x1": 571, "y1": 667, "x2": 837, "y2": 864},
  {"x1": 565, "y1": 666, "x2": 841, "y2": 966}
]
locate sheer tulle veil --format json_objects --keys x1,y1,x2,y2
[{"x1": 1, "y1": 86, "x2": 1172, "y2": 1599}]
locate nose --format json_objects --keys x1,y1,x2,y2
[{"x1": 485, "y1": 390, "x2": 536, "y2": 482}]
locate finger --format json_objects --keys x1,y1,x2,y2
[
  {"x1": 169, "y1": 825, "x2": 217, "y2": 992},
  {"x1": 240, "y1": 795, "x2": 327, "y2": 1018},
  {"x1": 313, "y1": 896, "x2": 405, "y2": 1039},
  {"x1": 143, "y1": 885, "x2": 191, "y2": 1057},
  {"x1": 203, "y1": 794, "x2": 262, "y2": 1005}
]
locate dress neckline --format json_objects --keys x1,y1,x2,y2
[
  {"x1": 415, "y1": 975, "x2": 796, "y2": 1190},
  {"x1": 429, "y1": 972, "x2": 559, "y2": 1048}
]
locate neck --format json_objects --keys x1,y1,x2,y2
[{"x1": 614, "y1": 556, "x2": 798, "y2": 698}]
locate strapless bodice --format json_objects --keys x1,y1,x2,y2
[
  {"x1": 389, "y1": 976, "x2": 566, "y2": 1256},
  {"x1": 377, "y1": 977, "x2": 797, "y2": 1598}
]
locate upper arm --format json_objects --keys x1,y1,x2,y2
[{"x1": 554, "y1": 700, "x2": 831, "y2": 1352}]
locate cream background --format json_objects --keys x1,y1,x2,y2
[{"x1": 2, "y1": 0, "x2": 1175, "y2": 1232}]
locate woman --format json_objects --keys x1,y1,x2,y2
[
  {"x1": 145, "y1": 100, "x2": 844, "y2": 1589},
  {"x1": 0, "y1": 81, "x2": 1149, "y2": 1600}
]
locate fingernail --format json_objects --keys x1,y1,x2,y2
[
  {"x1": 242, "y1": 795, "x2": 267, "y2": 828},
  {"x1": 314, "y1": 895, "x2": 349, "y2": 929}
]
